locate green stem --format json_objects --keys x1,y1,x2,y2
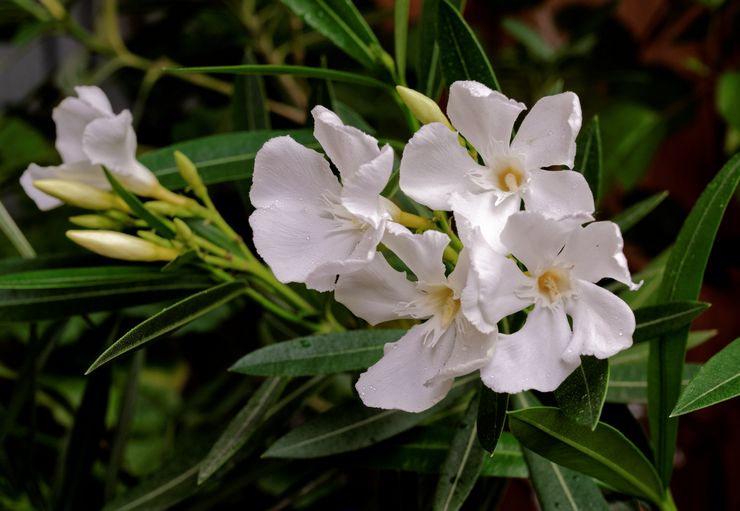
[
  {"x1": 248, "y1": 262, "x2": 318, "y2": 316},
  {"x1": 394, "y1": 211, "x2": 435, "y2": 231},
  {"x1": 435, "y1": 211, "x2": 463, "y2": 251},
  {"x1": 243, "y1": 288, "x2": 320, "y2": 330}
]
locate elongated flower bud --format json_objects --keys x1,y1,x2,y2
[
  {"x1": 68, "y1": 214, "x2": 126, "y2": 230},
  {"x1": 174, "y1": 151, "x2": 207, "y2": 200},
  {"x1": 33, "y1": 180, "x2": 128, "y2": 211},
  {"x1": 396, "y1": 86, "x2": 453, "y2": 129},
  {"x1": 145, "y1": 200, "x2": 196, "y2": 217},
  {"x1": 66, "y1": 230, "x2": 178, "y2": 261}
]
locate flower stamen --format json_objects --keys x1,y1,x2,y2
[
  {"x1": 536, "y1": 267, "x2": 571, "y2": 303},
  {"x1": 496, "y1": 165, "x2": 524, "y2": 193}
]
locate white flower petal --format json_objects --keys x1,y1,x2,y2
[
  {"x1": 447, "y1": 81, "x2": 525, "y2": 160},
  {"x1": 430, "y1": 317, "x2": 496, "y2": 383},
  {"x1": 74, "y1": 86, "x2": 113, "y2": 115},
  {"x1": 335, "y1": 253, "x2": 420, "y2": 324},
  {"x1": 523, "y1": 168, "x2": 595, "y2": 220},
  {"x1": 558, "y1": 221, "x2": 640, "y2": 289},
  {"x1": 250, "y1": 136, "x2": 341, "y2": 212},
  {"x1": 480, "y1": 305, "x2": 579, "y2": 393},
  {"x1": 312, "y1": 105, "x2": 380, "y2": 180},
  {"x1": 563, "y1": 281, "x2": 634, "y2": 363},
  {"x1": 19, "y1": 162, "x2": 109, "y2": 211},
  {"x1": 382, "y1": 222, "x2": 449, "y2": 286},
  {"x1": 355, "y1": 322, "x2": 456, "y2": 412},
  {"x1": 461, "y1": 230, "x2": 531, "y2": 333},
  {"x1": 511, "y1": 92, "x2": 581, "y2": 169},
  {"x1": 500, "y1": 211, "x2": 572, "y2": 272},
  {"x1": 399, "y1": 122, "x2": 485, "y2": 211},
  {"x1": 452, "y1": 191, "x2": 520, "y2": 254},
  {"x1": 81, "y1": 111, "x2": 136, "y2": 173},
  {"x1": 341, "y1": 145, "x2": 394, "y2": 225},
  {"x1": 53, "y1": 93, "x2": 108, "y2": 163},
  {"x1": 20, "y1": 164, "x2": 63, "y2": 210}
]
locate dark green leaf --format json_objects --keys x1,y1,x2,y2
[
  {"x1": 0, "y1": 199, "x2": 36, "y2": 258},
  {"x1": 198, "y1": 377, "x2": 288, "y2": 483},
  {"x1": 575, "y1": 116, "x2": 603, "y2": 203},
  {"x1": 611, "y1": 329, "x2": 716, "y2": 367},
  {"x1": 607, "y1": 362, "x2": 700, "y2": 404},
  {"x1": 86, "y1": 281, "x2": 246, "y2": 373},
  {"x1": 281, "y1": 0, "x2": 384, "y2": 70},
  {"x1": 611, "y1": 191, "x2": 668, "y2": 233},
  {"x1": 418, "y1": 0, "x2": 441, "y2": 97},
  {"x1": 104, "y1": 169, "x2": 175, "y2": 239},
  {"x1": 649, "y1": 151, "x2": 740, "y2": 484},
  {"x1": 139, "y1": 130, "x2": 316, "y2": 190},
  {"x1": 394, "y1": 0, "x2": 410, "y2": 84},
  {"x1": 0, "y1": 265, "x2": 177, "y2": 289},
  {"x1": 633, "y1": 301, "x2": 709, "y2": 343},
  {"x1": 232, "y1": 52, "x2": 270, "y2": 131},
  {"x1": 671, "y1": 337, "x2": 740, "y2": 416},
  {"x1": 501, "y1": 18, "x2": 555, "y2": 62},
  {"x1": 230, "y1": 329, "x2": 405, "y2": 376},
  {"x1": 716, "y1": 71, "x2": 740, "y2": 131},
  {"x1": 477, "y1": 387, "x2": 508, "y2": 452},
  {"x1": 508, "y1": 407, "x2": 664, "y2": 505},
  {"x1": 433, "y1": 395, "x2": 485, "y2": 511},
  {"x1": 554, "y1": 357, "x2": 608, "y2": 430},
  {"x1": 437, "y1": 0, "x2": 500, "y2": 91}
]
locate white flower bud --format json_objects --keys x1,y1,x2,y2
[
  {"x1": 395, "y1": 86, "x2": 453, "y2": 129},
  {"x1": 66, "y1": 230, "x2": 179, "y2": 261},
  {"x1": 33, "y1": 179, "x2": 129, "y2": 211}
]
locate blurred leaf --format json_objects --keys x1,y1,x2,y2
[
  {"x1": 501, "y1": 18, "x2": 555, "y2": 61},
  {"x1": 615, "y1": 248, "x2": 671, "y2": 309},
  {"x1": 281, "y1": 0, "x2": 385, "y2": 70},
  {"x1": 437, "y1": 0, "x2": 500, "y2": 91},
  {"x1": 477, "y1": 387, "x2": 508, "y2": 452},
  {"x1": 198, "y1": 377, "x2": 287, "y2": 483},
  {"x1": 432, "y1": 394, "x2": 485, "y2": 511},
  {"x1": 0, "y1": 117, "x2": 56, "y2": 186},
  {"x1": 232, "y1": 52, "x2": 270, "y2": 132},
  {"x1": 394, "y1": 0, "x2": 410, "y2": 84},
  {"x1": 611, "y1": 329, "x2": 716, "y2": 367},
  {"x1": 0, "y1": 266, "x2": 177, "y2": 289},
  {"x1": 333, "y1": 100, "x2": 376, "y2": 134},
  {"x1": 575, "y1": 116, "x2": 602, "y2": 203},
  {"x1": 0, "y1": 200, "x2": 36, "y2": 258},
  {"x1": 554, "y1": 357, "x2": 608, "y2": 430},
  {"x1": 607, "y1": 363, "x2": 700, "y2": 404},
  {"x1": 139, "y1": 130, "x2": 316, "y2": 190},
  {"x1": 671, "y1": 337, "x2": 740, "y2": 416},
  {"x1": 633, "y1": 301, "x2": 710, "y2": 343},
  {"x1": 86, "y1": 281, "x2": 247, "y2": 373},
  {"x1": 418, "y1": 0, "x2": 441, "y2": 96},
  {"x1": 716, "y1": 71, "x2": 740, "y2": 131},
  {"x1": 508, "y1": 407, "x2": 664, "y2": 505},
  {"x1": 230, "y1": 329, "x2": 404, "y2": 376},
  {"x1": 611, "y1": 191, "x2": 668, "y2": 233},
  {"x1": 649, "y1": 151, "x2": 740, "y2": 484},
  {"x1": 104, "y1": 169, "x2": 175, "y2": 239}
]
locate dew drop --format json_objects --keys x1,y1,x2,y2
[
  {"x1": 369, "y1": 385, "x2": 376, "y2": 391},
  {"x1": 305, "y1": 235, "x2": 311, "y2": 241},
  {"x1": 618, "y1": 330, "x2": 624, "y2": 337}
]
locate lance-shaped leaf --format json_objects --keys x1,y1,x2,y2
[
  {"x1": 633, "y1": 301, "x2": 709, "y2": 343},
  {"x1": 607, "y1": 363, "x2": 700, "y2": 404},
  {"x1": 104, "y1": 169, "x2": 174, "y2": 239},
  {"x1": 671, "y1": 337, "x2": 740, "y2": 416},
  {"x1": 508, "y1": 407, "x2": 665, "y2": 506},
  {"x1": 555, "y1": 357, "x2": 609, "y2": 430},
  {"x1": 433, "y1": 394, "x2": 485, "y2": 511},
  {"x1": 611, "y1": 191, "x2": 668, "y2": 233},
  {"x1": 198, "y1": 377, "x2": 288, "y2": 484},
  {"x1": 0, "y1": 265, "x2": 175, "y2": 289},
  {"x1": 281, "y1": 0, "x2": 385, "y2": 70},
  {"x1": 575, "y1": 116, "x2": 602, "y2": 203},
  {"x1": 437, "y1": 0, "x2": 500, "y2": 91},
  {"x1": 394, "y1": 0, "x2": 410, "y2": 84},
  {"x1": 232, "y1": 52, "x2": 270, "y2": 132},
  {"x1": 477, "y1": 387, "x2": 508, "y2": 452},
  {"x1": 611, "y1": 329, "x2": 715, "y2": 366},
  {"x1": 649, "y1": 151, "x2": 740, "y2": 485},
  {"x1": 263, "y1": 381, "x2": 471, "y2": 458},
  {"x1": 230, "y1": 329, "x2": 405, "y2": 376},
  {"x1": 86, "y1": 281, "x2": 246, "y2": 373},
  {"x1": 139, "y1": 129, "x2": 316, "y2": 190}
]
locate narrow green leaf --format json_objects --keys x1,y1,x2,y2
[
  {"x1": 433, "y1": 394, "x2": 485, "y2": 511},
  {"x1": 611, "y1": 191, "x2": 668, "y2": 233},
  {"x1": 418, "y1": 0, "x2": 441, "y2": 97},
  {"x1": 607, "y1": 363, "x2": 700, "y2": 404},
  {"x1": 508, "y1": 407, "x2": 664, "y2": 505},
  {"x1": 611, "y1": 329, "x2": 716, "y2": 367},
  {"x1": 477, "y1": 387, "x2": 508, "y2": 452},
  {"x1": 103, "y1": 169, "x2": 174, "y2": 239},
  {"x1": 554, "y1": 357, "x2": 609, "y2": 430},
  {"x1": 575, "y1": 116, "x2": 603, "y2": 203},
  {"x1": 633, "y1": 301, "x2": 710, "y2": 343},
  {"x1": 501, "y1": 18, "x2": 555, "y2": 62},
  {"x1": 437, "y1": 0, "x2": 500, "y2": 91},
  {"x1": 0, "y1": 199, "x2": 36, "y2": 258},
  {"x1": 716, "y1": 71, "x2": 740, "y2": 131},
  {"x1": 198, "y1": 377, "x2": 288, "y2": 484},
  {"x1": 649, "y1": 151, "x2": 740, "y2": 485},
  {"x1": 394, "y1": 0, "x2": 410, "y2": 84},
  {"x1": 139, "y1": 130, "x2": 316, "y2": 190},
  {"x1": 281, "y1": 0, "x2": 384, "y2": 70},
  {"x1": 671, "y1": 337, "x2": 740, "y2": 416},
  {"x1": 0, "y1": 266, "x2": 176, "y2": 289},
  {"x1": 263, "y1": 381, "x2": 470, "y2": 458},
  {"x1": 86, "y1": 281, "x2": 246, "y2": 373},
  {"x1": 232, "y1": 52, "x2": 270, "y2": 131},
  {"x1": 230, "y1": 329, "x2": 404, "y2": 376},
  {"x1": 523, "y1": 448, "x2": 609, "y2": 511}
]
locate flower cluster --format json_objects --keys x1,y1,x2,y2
[{"x1": 250, "y1": 81, "x2": 640, "y2": 412}]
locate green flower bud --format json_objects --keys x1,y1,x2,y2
[
  {"x1": 33, "y1": 179, "x2": 129, "y2": 211},
  {"x1": 395, "y1": 86, "x2": 453, "y2": 129}
]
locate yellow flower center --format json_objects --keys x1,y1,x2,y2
[
  {"x1": 496, "y1": 165, "x2": 524, "y2": 193},
  {"x1": 537, "y1": 268, "x2": 571, "y2": 303},
  {"x1": 430, "y1": 286, "x2": 460, "y2": 327}
]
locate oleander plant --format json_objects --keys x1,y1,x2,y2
[{"x1": 1, "y1": 1, "x2": 739, "y2": 510}]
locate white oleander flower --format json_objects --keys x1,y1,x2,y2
[
  {"x1": 463, "y1": 211, "x2": 641, "y2": 394},
  {"x1": 249, "y1": 106, "x2": 396, "y2": 292},
  {"x1": 335, "y1": 223, "x2": 496, "y2": 412},
  {"x1": 400, "y1": 80, "x2": 594, "y2": 252},
  {"x1": 20, "y1": 86, "x2": 159, "y2": 210}
]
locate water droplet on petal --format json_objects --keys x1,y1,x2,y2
[
  {"x1": 369, "y1": 385, "x2": 376, "y2": 391},
  {"x1": 305, "y1": 235, "x2": 311, "y2": 241}
]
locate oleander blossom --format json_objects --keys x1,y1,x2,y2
[
  {"x1": 249, "y1": 106, "x2": 397, "y2": 292},
  {"x1": 463, "y1": 211, "x2": 642, "y2": 394},
  {"x1": 400, "y1": 81, "x2": 594, "y2": 252},
  {"x1": 335, "y1": 223, "x2": 497, "y2": 412},
  {"x1": 20, "y1": 86, "x2": 159, "y2": 210}
]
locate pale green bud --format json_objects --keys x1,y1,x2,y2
[
  {"x1": 40, "y1": 0, "x2": 66, "y2": 19},
  {"x1": 145, "y1": 200, "x2": 196, "y2": 217},
  {"x1": 174, "y1": 151, "x2": 207, "y2": 199},
  {"x1": 68, "y1": 214, "x2": 125, "y2": 230},
  {"x1": 33, "y1": 180, "x2": 129, "y2": 211},
  {"x1": 136, "y1": 230, "x2": 174, "y2": 248},
  {"x1": 173, "y1": 218, "x2": 195, "y2": 245},
  {"x1": 66, "y1": 230, "x2": 178, "y2": 261},
  {"x1": 395, "y1": 86, "x2": 453, "y2": 129}
]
